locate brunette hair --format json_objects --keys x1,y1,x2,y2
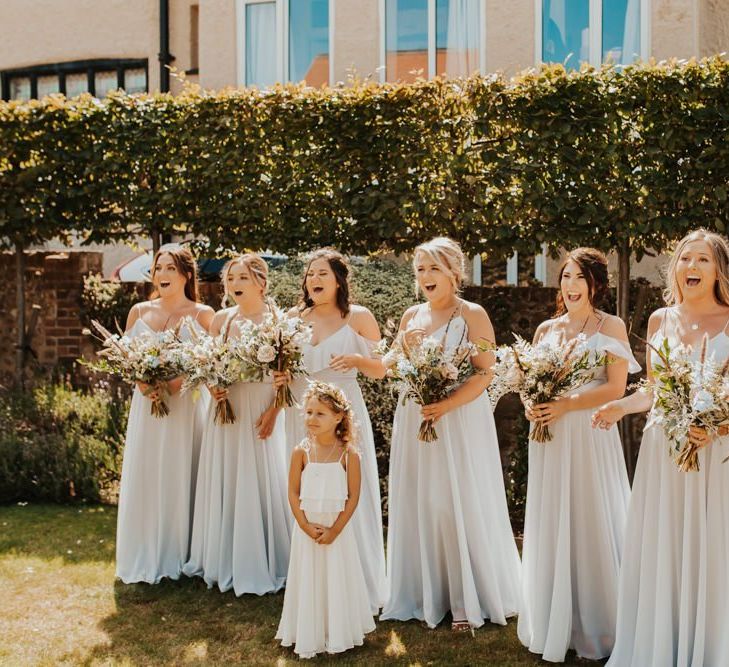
[
  {"x1": 303, "y1": 381, "x2": 358, "y2": 446},
  {"x1": 150, "y1": 244, "x2": 199, "y2": 302},
  {"x1": 554, "y1": 247, "x2": 609, "y2": 316},
  {"x1": 220, "y1": 253, "x2": 269, "y2": 308},
  {"x1": 299, "y1": 248, "x2": 351, "y2": 317},
  {"x1": 413, "y1": 237, "x2": 466, "y2": 295},
  {"x1": 664, "y1": 229, "x2": 729, "y2": 307}
]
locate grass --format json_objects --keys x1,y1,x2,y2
[{"x1": 0, "y1": 504, "x2": 600, "y2": 666}]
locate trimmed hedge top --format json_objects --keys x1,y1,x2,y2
[{"x1": 1, "y1": 57, "x2": 728, "y2": 258}]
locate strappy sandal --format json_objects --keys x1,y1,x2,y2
[{"x1": 451, "y1": 620, "x2": 473, "y2": 635}]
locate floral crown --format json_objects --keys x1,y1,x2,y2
[{"x1": 303, "y1": 380, "x2": 352, "y2": 414}]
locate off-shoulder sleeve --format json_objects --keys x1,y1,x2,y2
[{"x1": 594, "y1": 333, "x2": 641, "y2": 374}]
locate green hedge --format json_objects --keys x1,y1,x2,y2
[
  {"x1": 0, "y1": 383, "x2": 128, "y2": 503},
  {"x1": 3, "y1": 58, "x2": 729, "y2": 260}
]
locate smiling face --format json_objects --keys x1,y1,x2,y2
[
  {"x1": 304, "y1": 395, "x2": 342, "y2": 441},
  {"x1": 559, "y1": 259, "x2": 591, "y2": 312},
  {"x1": 305, "y1": 258, "x2": 338, "y2": 306},
  {"x1": 675, "y1": 239, "x2": 718, "y2": 302},
  {"x1": 414, "y1": 251, "x2": 456, "y2": 303},
  {"x1": 152, "y1": 252, "x2": 189, "y2": 298}
]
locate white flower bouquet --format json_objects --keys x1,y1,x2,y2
[
  {"x1": 637, "y1": 335, "x2": 729, "y2": 472},
  {"x1": 377, "y1": 327, "x2": 479, "y2": 442},
  {"x1": 84, "y1": 319, "x2": 185, "y2": 418},
  {"x1": 179, "y1": 325, "x2": 248, "y2": 425},
  {"x1": 236, "y1": 310, "x2": 312, "y2": 408},
  {"x1": 488, "y1": 333, "x2": 607, "y2": 442}
]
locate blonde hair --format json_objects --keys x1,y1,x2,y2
[
  {"x1": 413, "y1": 237, "x2": 466, "y2": 295},
  {"x1": 664, "y1": 229, "x2": 729, "y2": 307},
  {"x1": 220, "y1": 253, "x2": 269, "y2": 308},
  {"x1": 303, "y1": 381, "x2": 358, "y2": 446}
]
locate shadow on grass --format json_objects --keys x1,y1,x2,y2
[
  {"x1": 0, "y1": 503, "x2": 116, "y2": 564},
  {"x1": 83, "y1": 577, "x2": 594, "y2": 666}
]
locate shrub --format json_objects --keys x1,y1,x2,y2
[
  {"x1": 0, "y1": 382, "x2": 128, "y2": 503},
  {"x1": 80, "y1": 273, "x2": 139, "y2": 332}
]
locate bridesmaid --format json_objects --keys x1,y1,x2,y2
[
  {"x1": 517, "y1": 248, "x2": 639, "y2": 662},
  {"x1": 183, "y1": 253, "x2": 291, "y2": 595},
  {"x1": 283, "y1": 248, "x2": 387, "y2": 613},
  {"x1": 116, "y1": 244, "x2": 214, "y2": 584},
  {"x1": 594, "y1": 229, "x2": 729, "y2": 667},
  {"x1": 381, "y1": 237, "x2": 521, "y2": 631}
]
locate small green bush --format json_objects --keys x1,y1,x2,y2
[
  {"x1": 80, "y1": 273, "x2": 139, "y2": 333},
  {"x1": 0, "y1": 382, "x2": 128, "y2": 503}
]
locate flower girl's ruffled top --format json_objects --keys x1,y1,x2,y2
[{"x1": 298, "y1": 439, "x2": 349, "y2": 516}]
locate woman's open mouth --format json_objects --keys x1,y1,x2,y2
[
  {"x1": 567, "y1": 291, "x2": 581, "y2": 302},
  {"x1": 424, "y1": 284, "x2": 437, "y2": 293},
  {"x1": 160, "y1": 281, "x2": 171, "y2": 288},
  {"x1": 234, "y1": 290, "x2": 243, "y2": 297},
  {"x1": 686, "y1": 276, "x2": 701, "y2": 287}
]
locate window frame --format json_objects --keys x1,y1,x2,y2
[
  {"x1": 0, "y1": 58, "x2": 148, "y2": 101},
  {"x1": 378, "y1": 0, "x2": 488, "y2": 83},
  {"x1": 236, "y1": 0, "x2": 335, "y2": 88},
  {"x1": 534, "y1": 0, "x2": 650, "y2": 68}
]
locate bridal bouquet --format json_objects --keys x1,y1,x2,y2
[
  {"x1": 84, "y1": 319, "x2": 185, "y2": 418},
  {"x1": 236, "y1": 310, "x2": 312, "y2": 408},
  {"x1": 179, "y1": 325, "x2": 248, "y2": 425},
  {"x1": 637, "y1": 335, "x2": 729, "y2": 472},
  {"x1": 488, "y1": 333, "x2": 607, "y2": 442},
  {"x1": 377, "y1": 327, "x2": 479, "y2": 442}
]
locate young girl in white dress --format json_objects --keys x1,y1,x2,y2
[
  {"x1": 183, "y1": 253, "x2": 291, "y2": 595},
  {"x1": 116, "y1": 244, "x2": 215, "y2": 584},
  {"x1": 283, "y1": 249, "x2": 386, "y2": 613},
  {"x1": 517, "y1": 248, "x2": 639, "y2": 662},
  {"x1": 594, "y1": 229, "x2": 729, "y2": 667},
  {"x1": 276, "y1": 381, "x2": 375, "y2": 659},
  {"x1": 381, "y1": 237, "x2": 521, "y2": 631}
]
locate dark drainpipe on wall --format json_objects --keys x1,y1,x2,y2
[
  {"x1": 159, "y1": 0, "x2": 173, "y2": 93},
  {"x1": 157, "y1": 0, "x2": 174, "y2": 248}
]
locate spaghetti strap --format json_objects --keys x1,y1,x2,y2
[
  {"x1": 595, "y1": 312, "x2": 608, "y2": 334},
  {"x1": 222, "y1": 309, "x2": 237, "y2": 340},
  {"x1": 661, "y1": 307, "x2": 672, "y2": 335},
  {"x1": 722, "y1": 313, "x2": 729, "y2": 334}
]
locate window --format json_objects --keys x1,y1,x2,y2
[
  {"x1": 1, "y1": 59, "x2": 148, "y2": 101},
  {"x1": 95, "y1": 71, "x2": 119, "y2": 98},
  {"x1": 65, "y1": 73, "x2": 88, "y2": 97},
  {"x1": 289, "y1": 0, "x2": 329, "y2": 87},
  {"x1": 538, "y1": 0, "x2": 647, "y2": 69},
  {"x1": 237, "y1": 0, "x2": 333, "y2": 88},
  {"x1": 382, "y1": 0, "x2": 485, "y2": 82},
  {"x1": 9, "y1": 77, "x2": 31, "y2": 101}
]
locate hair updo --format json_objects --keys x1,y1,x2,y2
[
  {"x1": 299, "y1": 248, "x2": 351, "y2": 317},
  {"x1": 150, "y1": 243, "x2": 199, "y2": 302},
  {"x1": 220, "y1": 253, "x2": 269, "y2": 308},
  {"x1": 413, "y1": 237, "x2": 466, "y2": 294},
  {"x1": 555, "y1": 247, "x2": 610, "y2": 316}
]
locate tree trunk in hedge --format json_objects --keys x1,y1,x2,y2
[
  {"x1": 616, "y1": 239, "x2": 632, "y2": 470},
  {"x1": 15, "y1": 242, "x2": 26, "y2": 389},
  {"x1": 616, "y1": 239, "x2": 630, "y2": 325}
]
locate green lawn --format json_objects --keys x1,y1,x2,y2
[{"x1": 0, "y1": 504, "x2": 598, "y2": 666}]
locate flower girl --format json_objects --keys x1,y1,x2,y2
[{"x1": 276, "y1": 381, "x2": 375, "y2": 659}]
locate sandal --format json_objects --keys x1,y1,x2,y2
[{"x1": 451, "y1": 620, "x2": 473, "y2": 635}]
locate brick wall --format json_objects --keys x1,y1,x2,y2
[
  {"x1": 1, "y1": 252, "x2": 647, "y2": 475},
  {"x1": 1, "y1": 250, "x2": 104, "y2": 382}
]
